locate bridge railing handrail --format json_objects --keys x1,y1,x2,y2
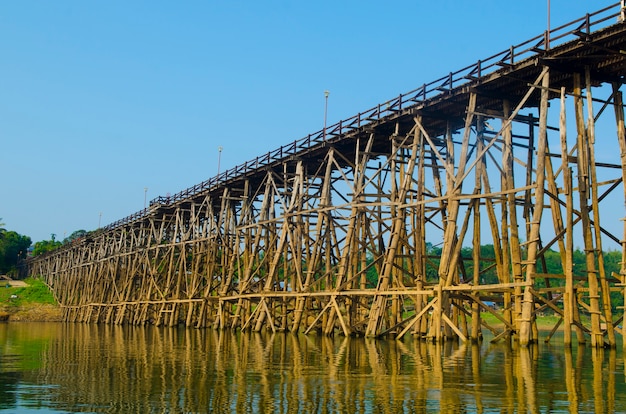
[{"x1": 98, "y1": 2, "x2": 623, "y2": 234}]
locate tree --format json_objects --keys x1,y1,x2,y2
[
  {"x1": 63, "y1": 229, "x2": 88, "y2": 244},
  {"x1": 0, "y1": 230, "x2": 31, "y2": 275},
  {"x1": 32, "y1": 239, "x2": 63, "y2": 257}
]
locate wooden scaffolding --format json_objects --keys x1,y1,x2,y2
[{"x1": 29, "y1": 3, "x2": 626, "y2": 347}]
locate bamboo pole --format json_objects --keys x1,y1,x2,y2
[
  {"x1": 574, "y1": 72, "x2": 604, "y2": 347},
  {"x1": 612, "y1": 83, "x2": 626, "y2": 350},
  {"x1": 560, "y1": 87, "x2": 575, "y2": 346},
  {"x1": 519, "y1": 68, "x2": 550, "y2": 346},
  {"x1": 585, "y1": 67, "x2": 616, "y2": 347},
  {"x1": 470, "y1": 115, "x2": 484, "y2": 342}
]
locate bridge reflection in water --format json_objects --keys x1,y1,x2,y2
[
  {"x1": 28, "y1": 3, "x2": 626, "y2": 346},
  {"x1": 1, "y1": 323, "x2": 625, "y2": 413}
]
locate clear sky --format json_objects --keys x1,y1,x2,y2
[{"x1": 1, "y1": 1, "x2": 615, "y2": 243}]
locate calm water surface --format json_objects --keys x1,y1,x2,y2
[{"x1": 0, "y1": 322, "x2": 625, "y2": 413}]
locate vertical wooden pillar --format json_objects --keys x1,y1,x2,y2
[
  {"x1": 585, "y1": 68, "x2": 616, "y2": 347},
  {"x1": 573, "y1": 72, "x2": 604, "y2": 347},
  {"x1": 412, "y1": 127, "x2": 427, "y2": 337},
  {"x1": 612, "y1": 83, "x2": 626, "y2": 350},
  {"x1": 519, "y1": 68, "x2": 550, "y2": 346},
  {"x1": 560, "y1": 87, "x2": 575, "y2": 346},
  {"x1": 470, "y1": 115, "x2": 484, "y2": 342},
  {"x1": 501, "y1": 99, "x2": 518, "y2": 333}
]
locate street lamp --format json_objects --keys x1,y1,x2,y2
[
  {"x1": 217, "y1": 146, "x2": 223, "y2": 176},
  {"x1": 144, "y1": 187, "x2": 148, "y2": 209},
  {"x1": 547, "y1": 0, "x2": 551, "y2": 49},
  {"x1": 323, "y1": 90, "x2": 330, "y2": 140}
]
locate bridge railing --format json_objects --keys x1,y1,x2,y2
[{"x1": 100, "y1": 2, "x2": 623, "y2": 234}]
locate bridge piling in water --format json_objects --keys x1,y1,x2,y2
[{"x1": 29, "y1": 3, "x2": 626, "y2": 347}]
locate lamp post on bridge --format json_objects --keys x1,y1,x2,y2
[
  {"x1": 547, "y1": 0, "x2": 551, "y2": 49},
  {"x1": 217, "y1": 146, "x2": 223, "y2": 177},
  {"x1": 144, "y1": 187, "x2": 148, "y2": 209},
  {"x1": 323, "y1": 90, "x2": 330, "y2": 141}
]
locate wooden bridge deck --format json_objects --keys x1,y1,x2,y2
[{"x1": 29, "y1": 3, "x2": 626, "y2": 347}]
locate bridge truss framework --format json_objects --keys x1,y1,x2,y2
[{"x1": 29, "y1": 3, "x2": 626, "y2": 347}]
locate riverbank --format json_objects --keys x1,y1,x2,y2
[
  {"x1": 0, "y1": 303, "x2": 63, "y2": 322},
  {"x1": 0, "y1": 277, "x2": 63, "y2": 322}
]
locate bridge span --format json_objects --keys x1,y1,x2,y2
[{"x1": 29, "y1": 3, "x2": 626, "y2": 346}]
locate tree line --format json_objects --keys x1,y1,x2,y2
[
  {"x1": 0, "y1": 218, "x2": 90, "y2": 277},
  {"x1": 424, "y1": 243, "x2": 623, "y2": 287}
]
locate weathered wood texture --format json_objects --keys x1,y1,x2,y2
[{"x1": 29, "y1": 4, "x2": 626, "y2": 347}]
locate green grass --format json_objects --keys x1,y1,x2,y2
[
  {"x1": 479, "y1": 311, "x2": 567, "y2": 329},
  {"x1": 0, "y1": 278, "x2": 57, "y2": 307}
]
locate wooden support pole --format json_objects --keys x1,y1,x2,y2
[
  {"x1": 519, "y1": 68, "x2": 550, "y2": 346},
  {"x1": 560, "y1": 87, "x2": 575, "y2": 347},
  {"x1": 574, "y1": 71, "x2": 604, "y2": 348},
  {"x1": 612, "y1": 83, "x2": 626, "y2": 350},
  {"x1": 470, "y1": 115, "x2": 484, "y2": 342},
  {"x1": 412, "y1": 127, "x2": 428, "y2": 337},
  {"x1": 585, "y1": 68, "x2": 616, "y2": 348}
]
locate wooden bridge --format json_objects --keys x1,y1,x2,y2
[{"x1": 28, "y1": 3, "x2": 626, "y2": 347}]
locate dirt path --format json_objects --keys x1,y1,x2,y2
[{"x1": 0, "y1": 276, "x2": 28, "y2": 287}]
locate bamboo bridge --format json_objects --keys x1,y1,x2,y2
[{"x1": 28, "y1": 3, "x2": 626, "y2": 347}]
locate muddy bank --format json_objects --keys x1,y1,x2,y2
[{"x1": 0, "y1": 304, "x2": 63, "y2": 322}]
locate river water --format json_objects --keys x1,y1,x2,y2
[{"x1": 0, "y1": 323, "x2": 625, "y2": 413}]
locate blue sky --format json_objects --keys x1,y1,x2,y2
[{"x1": 1, "y1": 1, "x2": 615, "y2": 243}]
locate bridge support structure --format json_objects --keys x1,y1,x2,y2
[{"x1": 29, "y1": 5, "x2": 626, "y2": 347}]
